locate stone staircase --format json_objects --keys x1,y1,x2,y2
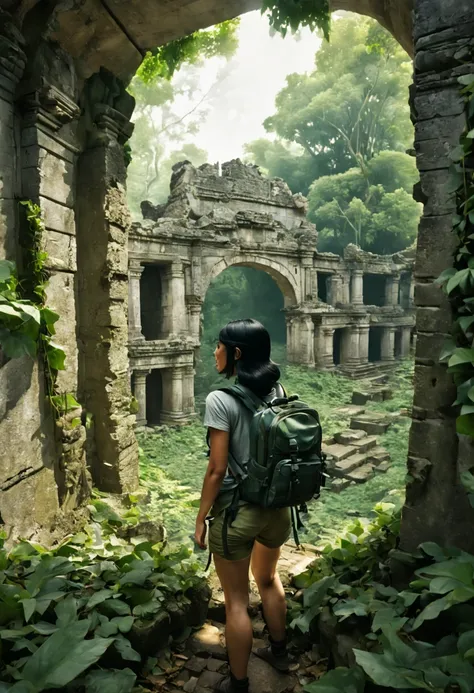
[{"x1": 323, "y1": 421, "x2": 392, "y2": 492}]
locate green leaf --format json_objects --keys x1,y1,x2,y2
[
  {"x1": 333, "y1": 599, "x2": 367, "y2": 620},
  {"x1": 449, "y1": 348, "x2": 474, "y2": 367},
  {"x1": 413, "y1": 595, "x2": 452, "y2": 630},
  {"x1": 21, "y1": 620, "x2": 113, "y2": 690},
  {"x1": 459, "y1": 316, "x2": 474, "y2": 334},
  {"x1": 0, "y1": 260, "x2": 15, "y2": 282},
  {"x1": 55, "y1": 596, "x2": 77, "y2": 627},
  {"x1": 114, "y1": 634, "x2": 141, "y2": 662},
  {"x1": 458, "y1": 630, "x2": 474, "y2": 657},
  {"x1": 372, "y1": 608, "x2": 408, "y2": 633},
  {"x1": 21, "y1": 598, "x2": 37, "y2": 623},
  {"x1": 87, "y1": 588, "x2": 115, "y2": 610},
  {"x1": 85, "y1": 668, "x2": 136, "y2": 693},
  {"x1": 303, "y1": 666, "x2": 365, "y2": 693},
  {"x1": 446, "y1": 269, "x2": 471, "y2": 295},
  {"x1": 457, "y1": 414, "x2": 474, "y2": 436},
  {"x1": 459, "y1": 75, "x2": 474, "y2": 86},
  {"x1": 44, "y1": 341, "x2": 66, "y2": 371}
]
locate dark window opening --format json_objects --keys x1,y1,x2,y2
[
  {"x1": 394, "y1": 329, "x2": 403, "y2": 358},
  {"x1": 399, "y1": 273, "x2": 411, "y2": 310},
  {"x1": 141, "y1": 265, "x2": 163, "y2": 340},
  {"x1": 318, "y1": 273, "x2": 331, "y2": 303},
  {"x1": 333, "y1": 328, "x2": 343, "y2": 365},
  {"x1": 363, "y1": 274, "x2": 386, "y2": 307},
  {"x1": 146, "y1": 369, "x2": 163, "y2": 425},
  {"x1": 369, "y1": 327, "x2": 383, "y2": 362}
]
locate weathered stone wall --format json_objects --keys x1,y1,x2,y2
[{"x1": 400, "y1": 0, "x2": 474, "y2": 553}]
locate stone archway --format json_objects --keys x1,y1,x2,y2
[{"x1": 204, "y1": 256, "x2": 299, "y2": 308}]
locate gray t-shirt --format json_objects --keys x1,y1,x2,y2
[{"x1": 204, "y1": 385, "x2": 278, "y2": 491}]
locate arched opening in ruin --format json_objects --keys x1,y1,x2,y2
[
  {"x1": 146, "y1": 369, "x2": 163, "y2": 425},
  {"x1": 363, "y1": 274, "x2": 388, "y2": 307}
]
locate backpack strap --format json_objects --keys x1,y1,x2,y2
[{"x1": 218, "y1": 384, "x2": 264, "y2": 414}]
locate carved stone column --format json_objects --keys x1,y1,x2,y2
[
  {"x1": 76, "y1": 67, "x2": 138, "y2": 493},
  {"x1": 182, "y1": 364, "x2": 195, "y2": 416},
  {"x1": 321, "y1": 327, "x2": 335, "y2": 369},
  {"x1": 381, "y1": 327, "x2": 396, "y2": 362},
  {"x1": 385, "y1": 274, "x2": 400, "y2": 306},
  {"x1": 346, "y1": 325, "x2": 361, "y2": 366},
  {"x1": 401, "y1": 327, "x2": 412, "y2": 358},
  {"x1": 161, "y1": 367, "x2": 186, "y2": 424},
  {"x1": 163, "y1": 261, "x2": 187, "y2": 336},
  {"x1": 351, "y1": 269, "x2": 364, "y2": 306},
  {"x1": 359, "y1": 325, "x2": 370, "y2": 364},
  {"x1": 292, "y1": 316, "x2": 314, "y2": 366},
  {"x1": 128, "y1": 260, "x2": 145, "y2": 341},
  {"x1": 133, "y1": 370, "x2": 149, "y2": 427},
  {"x1": 187, "y1": 299, "x2": 202, "y2": 342},
  {"x1": 329, "y1": 275, "x2": 342, "y2": 307},
  {"x1": 0, "y1": 12, "x2": 26, "y2": 261}
]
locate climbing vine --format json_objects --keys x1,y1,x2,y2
[
  {"x1": 436, "y1": 75, "x2": 474, "y2": 438},
  {"x1": 262, "y1": 0, "x2": 330, "y2": 40},
  {"x1": 0, "y1": 201, "x2": 67, "y2": 406}
]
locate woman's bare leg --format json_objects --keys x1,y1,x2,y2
[
  {"x1": 251, "y1": 542, "x2": 286, "y2": 642},
  {"x1": 214, "y1": 553, "x2": 252, "y2": 680}
]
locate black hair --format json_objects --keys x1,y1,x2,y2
[{"x1": 218, "y1": 319, "x2": 280, "y2": 397}]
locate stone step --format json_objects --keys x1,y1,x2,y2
[
  {"x1": 330, "y1": 452, "x2": 368, "y2": 478},
  {"x1": 328, "y1": 477, "x2": 352, "y2": 493},
  {"x1": 366, "y1": 446, "x2": 391, "y2": 466},
  {"x1": 322, "y1": 443, "x2": 357, "y2": 462},
  {"x1": 352, "y1": 435, "x2": 378, "y2": 453},
  {"x1": 374, "y1": 460, "x2": 391, "y2": 473},
  {"x1": 334, "y1": 405, "x2": 366, "y2": 417},
  {"x1": 346, "y1": 463, "x2": 376, "y2": 483},
  {"x1": 350, "y1": 414, "x2": 392, "y2": 435},
  {"x1": 334, "y1": 429, "x2": 367, "y2": 445}
]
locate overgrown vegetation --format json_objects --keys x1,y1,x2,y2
[
  {"x1": 0, "y1": 497, "x2": 203, "y2": 692},
  {"x1": 288, "y1": 499, "x2": 474, "y2": 693},
  {"x1": 436, "y1": 74, "x2": 474, "y2": 439}
]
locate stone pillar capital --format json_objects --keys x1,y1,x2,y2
[
  {"x1": 167, "y1": 261, "x2": 185, "y2": 278},
  {"x1": 18, "y1": 79, "x2": 81, "y2": 131},
  {"x1": 134, "y1": 369, "x2": 150, "y2": 380},
  {"x1": 82, "y1": 68, "x2": 135, "y2": 147},
  {"x1": 129, "y1": 261, "x2": 145, "y2": 279}
]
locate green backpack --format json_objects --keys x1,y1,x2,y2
[{"x1": 208, "y1": 383, "x2": 327, "y2": 558}]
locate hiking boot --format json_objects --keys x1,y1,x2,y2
[
  {"x1": 215, "y1": 674, "x2": 249, "y2": 693},
  {"x1": 253, "y1": 644, "x2": 299, "y2": 673}
]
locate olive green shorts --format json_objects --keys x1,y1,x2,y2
[{"x1": 209, "y1": 504, "x2": 291, "y2": 561}]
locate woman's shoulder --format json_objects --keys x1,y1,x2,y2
[{"x1": 205, "y1": 388, "x2": 238, "y2": 409}]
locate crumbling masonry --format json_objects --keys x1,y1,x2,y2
[{"x1": 128, "y1": 160, "x2": 415, "y2": 427}]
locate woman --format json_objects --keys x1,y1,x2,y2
[{"x1": 194, "y1": 319, "x2": 294, "y2": 693}]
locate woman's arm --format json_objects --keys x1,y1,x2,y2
[{"x1": 194, "y1": 427, "x2": 229, "y2": 549}]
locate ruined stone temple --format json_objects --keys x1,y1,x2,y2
[
  {"x1": 1, "y1": 0, "x2": 474, "y2": 554},
  {"x1": 128, "y1": 159, "x2": 415, "y2": 427}
]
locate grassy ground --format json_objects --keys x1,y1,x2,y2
[{"x1": 138, "y1": 360, "x2": 414, "y2": 549}]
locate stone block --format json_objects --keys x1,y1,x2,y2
[
  {"x1": 329, "y1": 477, "x2": 351, "y2": 493},
  {"x1": 41, "y1": 196, "x2": 75, "y2": 235},
  {"x1": 0, "y1": 467, "x2": 59, "y2": 541},
  {"x1": 350, "y1": 415, "x2": 391, "y2": 435},
  {"x1": 374, "y1": 461, "x2": 391, "y2": 473},
  {"x1": 415, "y1": 332, "x2": 449, "y2": 366},
  {"x1": 415, "y1": 135, "x2": 459, "y2": 172},
  {"x1": 247, "y1": 653, "x2": 295, "y2": 693},
  {"x1": 414, "y1": 1, "x2": 474, "y2": 42},
  {"x1": 413, "y1": 363, "x2": 456, "y2": 413},
  {"x1": 415, "y1": 114, "x2": 467, "y2": 144},
  {"x1": 415, "y1": 215, "x2": 458, "y2": 278},
  {"x1": 22, "y1": 150, "x2": 75, "y2": 207},
  {"x1": 366, "y1": 447, "x2": 391, "y2": 466},
  {"x1": 44, "y1": 230, "x2": 77, "y2": 272},
  {"x1": 331, "y1": 453, "x2": 368, "y2": 478},
  {"x1": 45, "y1": 271, "x2": 78, "y2": 393},
  {"x1": 189, "y1": 624, "x2": 227, "y2": 660},
  {"x1": 0, "y1": 358, "x2": 55, "y2": 488},
  {"x1": 21, "y1": 127, "x2": 77, "y2": 164},
  {"x1": 334, "y1": 430, "x2": 367, "y2": 445},
  {"x1": 346, "y1": 463, "x2": 375, "y2": 484},
  {"x1": 414, "y1": 87, "x2": 465, "y2": 122},
  {"x1": 351, "y1": 390, "x2": 370, "y2": 405},
  {"x1": 416, "y1": 306, "x2": 453, "y2": 335},
  {"x1": 0, "y1": 198, "x2": 17, "y2": 260},
  {"x1": 322, "y1": 443, "x2": 357, "y2": 462},
  {"x1": 352, "y1": 436, "x2": 378, "y2": 453},
  {"x1": 414, "y1": 281, "x2": 447, "y2": 308},
  {"x1": 129, "y1": 609, "x2": 170, "y2": 657},
  {"x1": 197, "y1": 671, "x2": 224, "y2": 689}
]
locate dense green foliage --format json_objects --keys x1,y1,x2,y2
[
  {"x1": 137, "y1": 20, "x2": 239, "y2": 83},
  {"x1": 0, "y1": 499, "x2": 203, "y2": 692},
  {"x1": 245, "y1": 16, "x2": 419, "y2": 255},
  {"x1": 290, "y1": 501, "x2": 474, "y2": 693},
  {"x1": 436, "y1": 75, "x2": 474, "y2": 439},
  {"x1": 262, "y1": 0, "x2": 330, "y2": 40},
  {"x1": 309, "y1": 152, "x2": 421, "y2": 254}
]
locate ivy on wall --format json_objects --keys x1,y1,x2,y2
[
  {"x1": 262, "y1": 0, "x2": 330, "y2": 39},
  {"x1": 0, "y1": 201, "x2": 69, "y2": 410},
  {"x1": 437, "y1": 75, "x2": 474, "y2": 438}
]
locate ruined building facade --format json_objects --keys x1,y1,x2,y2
[
  {"x1": 128, "y1": 160, "x2": 415, "y2": 427},
  {"x1": 1, "y1": 0, "x2": 474, "y2": 553}
]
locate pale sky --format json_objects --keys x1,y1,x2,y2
[{"x1": 169, "y1": 11, "x2": 322, "y2": 163}]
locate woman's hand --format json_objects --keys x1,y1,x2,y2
[{"x1": 194, "y1": 517, "x2": 207, "y2": 550}]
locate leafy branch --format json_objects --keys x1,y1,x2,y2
[{"x1": 435, "y1": 75, "x2": 474, "y2": 437}]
